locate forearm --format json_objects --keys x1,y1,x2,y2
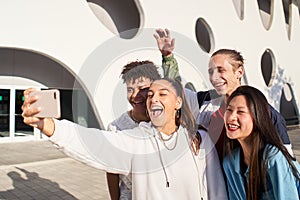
[
  {"x1": 106, "y1": 173, "x2": 120, "y2": 200},
  {"x1": 162, "y1": 54, "x2": 181, "y2": 81},
  {"x1": 41, "y1": 118, "x2": 55, "y2": 137},
  {"x1": 50, "y1": 119, "x2": 133, "y2": 174}
]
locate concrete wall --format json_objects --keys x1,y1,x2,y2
[{"x1": 0, "y1": 0, "x2": 299, "y2": 127}]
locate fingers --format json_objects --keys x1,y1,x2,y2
[
  {"x1": 21, "y1": 102, "x2": 41, "y2": 127},
  {"x1": 171, "y1": 38, "x2": 175, "y2": 47},
  {"x1": 153, "y1": 33, "x2": 159, "y2": 40},
  {"x1": 165, "y1": 28, "x2": 170, "y2": 38},
  {"x1": 23, "y1": 88, "x2": 37, "y2": 99},
  {"x1": 155, "y1": 28, "x2": 165, "y2": 38},
  {"x1": 21, "y1": 88, "x2": 42, "y2": 127},
  {"x1": 22, "y1": 88, "x2": 37, "y2": 109},
  {"x1": 23, "y1": 116, "x2": 41, "y2": 128},
  {"x1": 22, "y1": 106, "x2": 41, "y2": 118},
  {"x1": 155, "y1": 28, "x2": 172, "y2": 39}
]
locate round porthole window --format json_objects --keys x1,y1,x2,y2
[
  {"x1": 257, "y1": 0, "x2": 274, "y2": 30},
  {"x1": 195, "y1": 18, "x2": 215, "y2": 53},
  {"x1": 261, "y1": 49, "x2": 276, "y2": 87}
]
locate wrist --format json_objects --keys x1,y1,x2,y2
[
  {"x1": 42, "y1": 118, "x2": 55, "y2": 137},
  {"x1": 162, "y1": 53, "x2": 174, "y2": 61}
]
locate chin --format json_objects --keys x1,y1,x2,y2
[
  {"x1": 134, "y1": 105, "x2": 146, "y2": 112},
  {"x1": 216, "y1": 90, "x2": 226, "y2": 96},
  {"x1": 151, "y1": 119, "x2": 164, "y2": 128}
]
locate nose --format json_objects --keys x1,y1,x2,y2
[
  {"x1": 227, "y1": 111, "x2": 237, "y2": 122},
  {"x1": 150, "y1": 93, "x2": 159, "y2": 103},
  {"x1": 132, "y1": 89, "x2": 140, "y2": 99},
  {"x1": 210, "y1": 70, "x2": 220, "y2": 81}
]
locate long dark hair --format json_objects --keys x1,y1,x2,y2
[
  {"x1": 224, "y1": 85, "x2": 300, "y2": 200},
  {"x1": 161, "y1": 78, "x2": 201, "y2": 154}
]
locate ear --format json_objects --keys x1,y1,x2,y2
[
  {"x1": 235, "y1": 66, "x2": 244, "y2": 80},
  {"x1": 175, "y1": 97, "x2": 183, "y2": 110}
]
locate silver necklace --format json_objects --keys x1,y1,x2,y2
[{"x1": 157, "y1": 131, "x2": 179, "y2": 151}]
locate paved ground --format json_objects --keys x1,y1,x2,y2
[
  {"x1": 0, "y1": 127, "x2": 299, "y2": 200},
  {"x1": 0, "y1": 141, "x2": 109, "y2": 200}
]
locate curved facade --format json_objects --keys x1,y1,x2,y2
[{"x1": 0, "y1": 0, "x2": 299, "y2": 141}]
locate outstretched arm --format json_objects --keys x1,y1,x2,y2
[{"x1": 21, "y1": 88, "x2": 134, "y2": 175}]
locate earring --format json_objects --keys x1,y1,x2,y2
[{"x1": 176, "y1": 109, "x2": 181, "y2": 119}]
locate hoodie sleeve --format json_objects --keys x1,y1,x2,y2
[
  {"x1": 49, "y1": 119, "x2": 137, "y2": 175},
  {"x1": 162, "y1": 54, "x2": 181, "y2": 81}
]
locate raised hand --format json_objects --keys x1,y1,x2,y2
[{"x1": 153, "y1": 28, "x2": 175, "y2": 57}]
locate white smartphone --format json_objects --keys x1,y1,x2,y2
[{"x1": 29, "y1": 89, "x2": 61, "y2": 118}]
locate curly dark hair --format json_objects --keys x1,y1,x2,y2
[{"x1": 121, "y1": 60, "x2": 161, "y2": 83}]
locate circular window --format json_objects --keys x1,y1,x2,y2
[
  {"x1": 261, "y1": 49, "x2": 276, "y2": 87},
  {"x1": 257, "y1": 0, "x2": 274, "y2": 30},
  {"x1": 195, "y1": 18, "x2": 215, "y2": 53},
  {"x1": 87, "y1": 0, "x2": 141, "y2": 39},
  {"x1": 232, "y1": 0, "x2": 244, "y2": 20},
  {"x1": 283, "y1": 83, "x2": 292, "y2": 101}
]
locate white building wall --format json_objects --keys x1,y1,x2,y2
[{"x1": 0, "y1": 0, "x2": 299, "y2": 128}]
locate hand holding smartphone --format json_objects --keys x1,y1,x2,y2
[{"x1": 29, "y1": 89, "x2": 61, "y2": 118}]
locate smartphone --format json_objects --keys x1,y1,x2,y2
[{"x1": 29, "y1": 89, "x2": 61, "y2": 118}]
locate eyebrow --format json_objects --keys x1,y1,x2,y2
[
  {"x1": 228, "y1": 104, "x2": 247, "y2": 109},
  {"x1": 148, "y1": 88, "x2": 170, "y2": 93},
  {"x1": 208, "y1": 66, "x2": 224, "y2": 71}
]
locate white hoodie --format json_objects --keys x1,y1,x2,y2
[{"x1": 50, "y1": 119, "x2": 228, "y2": 200}]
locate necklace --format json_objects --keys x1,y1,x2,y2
[
  {"x1": 158, "y1": 131, "x2": 175, "y2": 141},
  {"x1": 130, "y1": 110, "x2": 139, "y2": 123},
  {"x1": 157, "y1": 131, "x2": 179, "y2": 151}
]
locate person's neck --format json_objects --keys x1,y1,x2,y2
[
  {"x1": 239, "y1": 141, "x2": 252, "y2": 166},
  {"x1": 225, "y1": 91, "x2": 233, "y2": 102},
  {"x1": 225, "y1": 85, "x2": 241, "y2": 101},
  {"x1": 130, "y1": 110, "x2": 150, "y2": 123},
  {"x1": 156, "y1": 125, "x2": 178, "y2": 136}
]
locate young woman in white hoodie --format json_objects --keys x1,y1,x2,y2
[{"x1": 22, "y1": 78, "x2": 227, "y2": 200}]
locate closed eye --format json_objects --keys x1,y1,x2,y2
[
  {"x1": 226, "y1": 108, "x2": 233, "y2": 112},
  {"x1": 237, "y1": 110, "x2": 246, "y2": 114}
]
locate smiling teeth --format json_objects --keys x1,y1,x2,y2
[
  {"x1": 228, "y1": 124, "x2": 238, "y2": 128},
  {"x1": 214, "y1": 83, "x2": 225, "y2": 87},
  {"x1": 133, "y1": 101, "x2": 143, "y2": 104}
]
